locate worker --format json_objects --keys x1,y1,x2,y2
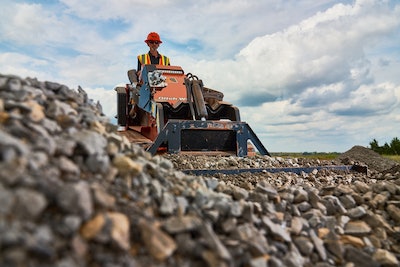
[{"x1": 137, "y1": 32, "x2": 170, "y2": 79}]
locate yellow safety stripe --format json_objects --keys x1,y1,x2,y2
[
  {"x1": 138, "y1": 53, "x2": 170, "y2": 66},
  {"x1": 138, "y1": 54, "x2": 151, "y2": 65},
  {"x1": 161, "y1": 55, "x2": 170, "y2": 66}
]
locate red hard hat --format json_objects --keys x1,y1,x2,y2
[{"x1": 145, "y1": 32, "x2": 162, "y2": 43}]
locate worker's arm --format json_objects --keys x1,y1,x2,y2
[{"x1": 136, "y1": 58, "x2": 142, "y2": 82}]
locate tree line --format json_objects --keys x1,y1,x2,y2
[{"x1": 369, "y1": 137, "x2": 400, "y2": 155}]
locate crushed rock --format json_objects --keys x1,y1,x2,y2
[{"x1": 1, "y1": 73, "x2": 400, "y2": 267}]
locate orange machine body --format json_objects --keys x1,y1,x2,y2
[{"x1": 151, "y1": 65, "x2": 188, "y2": 107}]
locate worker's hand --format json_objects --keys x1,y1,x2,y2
[{"x1": 136, "y1": 70, "x2": 143, "y2": 85}]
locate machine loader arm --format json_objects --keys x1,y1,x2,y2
[{"x1": 185, "y1": 73, "x2": 208, "y2": 121}]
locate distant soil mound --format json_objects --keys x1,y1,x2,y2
[{"x1": 338, "y1": 145, "x2": 398, "y2": 172}]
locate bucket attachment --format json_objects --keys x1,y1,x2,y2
[{"x1": 146, "y1": 120, "x2": 270, "y2": 157}]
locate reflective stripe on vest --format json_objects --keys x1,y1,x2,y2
[
  {"x1": 138, "y1": 54, "x2": 150, "y2": 65},
  {"x1": 138, "y1": 54, "x2": 170, "y2": 66}
]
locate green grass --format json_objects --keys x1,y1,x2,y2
[
  {"x1": 383, "y1": 155, "x2": 400, "y2": 163},
  {"x1": 270, "y1": 152, "x2": 340, "y2": 160},
  {"x1": 271, "y1": 152, "x2": 400, "y2": 163}
]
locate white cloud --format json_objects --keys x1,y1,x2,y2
[
  {"x1": 0, "y1": 3, "x2": 46, "y2": 45},
  {"x1": 329, "y1": 83, "x2": 399, "y2": 115},
  {"x1": 0, "y1": 52, "x2": 49, "y2": 79},
  {"x1": 0, "y1": 2, "x2": 76, "y2": 47},
  {"x1": 84, "y1": 86, "x2": 118, "y2": 123},
  {"x1": 59, "y1": 0, "x2": 350, "y2": 60},
  {"x1": 60, "y1": 0, "x2": 171, "y2": 20},
  {"x1": 227, "y1": 0, "x2": 400, "y2": 101}
]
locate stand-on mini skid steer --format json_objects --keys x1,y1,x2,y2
[{"x1": 115, "y1": 64, "x2": 270, "y2": 157}]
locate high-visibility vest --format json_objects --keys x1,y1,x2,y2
[{"x1": 138, "y1": 53, "x2": 170, "y2": 66}]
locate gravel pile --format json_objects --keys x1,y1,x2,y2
[
  {"x1": 0, "y1": 73, "x2": 399, "y2": 267},
  {"x1": 338, "y1": 146, "x2": 399, "y2": 173}
]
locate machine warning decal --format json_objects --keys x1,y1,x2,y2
[
  {"x1": 156, "y1": 96, "x2": 187, "y2": 101},
  {"x1": 168, "y1": 77, "x2": 178, "y2": 83}
]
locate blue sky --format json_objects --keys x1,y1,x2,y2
[{"x1": 1, "y1": 0, "x2": 399, "y2": 152}]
